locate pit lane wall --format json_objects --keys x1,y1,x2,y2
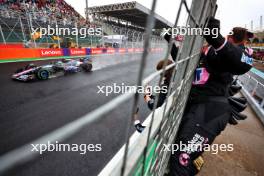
[{"x1": 0, "y1": 47, "x2": 163, "y2": 63}]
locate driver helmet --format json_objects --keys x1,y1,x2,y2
[
  {"x1": 55, "y1": 61, "x2": 63, "y2": 67},
  {"x1": 26, "y1": 63, "x2": 36, "y2": 69},
  {"x1": 61, "y1": 59, "x2": 67, "y2": 63}
]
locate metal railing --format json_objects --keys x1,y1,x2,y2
[
  {"x1": 100, "y1": 0, "x2": 217, "y2": 175},
  {"x1": 237, "y1": 71, "x2": 264, "y2": 124},
  {"x1": 0, "y1": 9, "x2": 163, "y2": 49},
  {"x1": 0, "y1": 0, "x2": 217, "y2": 175}
]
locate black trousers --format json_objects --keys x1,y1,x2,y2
[{"x1": 168, "y1": 99, "x2": 230, "y2": 176}]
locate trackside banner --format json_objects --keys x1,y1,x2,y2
[
  {"x1": 0, "y1": 47, "x2": 163, "y2": 61},
  {"x1": 90, "y1": 48, "x2": 103, "y2": 55},
  {"x1": 69, "y1": 49, "x2": 86, "y2": 56},
  {"x1": 40, "y1": 49, "x2": 63, "y2": 57},
  {"x1": 106, "y1": 48, "x2": 115, "y2": 54}
]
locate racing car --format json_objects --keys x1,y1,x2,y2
[{"x1": 12, "y1": 58, "x2": 92, "y2": 82}]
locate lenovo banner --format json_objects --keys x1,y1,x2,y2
[
  {"x1": 91, "y1": 48, "x2": 103, "y2": 55},
  {"x1": 70, "y1": 49, "x2": 86, "y2": 56},
  {"x1": 40, "y1": 49, "x2": 63, "y2": 57}
]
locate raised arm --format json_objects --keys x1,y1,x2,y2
[
  {"x1": 204, "y1": 17, "x2": 252, "y2": 75},
  {"x1": 164, "y1": 34, "x2": 179, "y2": 61}
]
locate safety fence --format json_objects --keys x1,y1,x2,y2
[
  {"x1": 0, "y1": 0, "x2": 217, "y2": 175},
  {"x1": 237, "y1": 71, "x2": 264, "y2": 124},
  {"x1": 0, "y1": 10, "x2": 163, "y2": 49},
  {"x1": 100, "y1": 0, "x2": 217, "y2": 175},
  {"x1": 0, "y1": 11, "x2": 101, "y2": 47}
]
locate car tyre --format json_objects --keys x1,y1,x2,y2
[
  {"x1": 37, "y1": 69, "x2": 50, "y2": 80},
  {"x1": 81, "y1": 63, "x2": 92, "y2": 72}
]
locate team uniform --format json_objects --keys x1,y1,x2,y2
[
  {"x1": 144, "y1": 17, "x2": 252, "y2": 175},
  {"x1": 168, "y1": 23, "x2": 253, "y2": 175}
]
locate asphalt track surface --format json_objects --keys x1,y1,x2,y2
[{"x1": 0, "y1": 52, "x2": 165, "y2": 176}]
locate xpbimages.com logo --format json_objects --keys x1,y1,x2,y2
[
  {"x1": 31, "y1": 141, "x2": 102, "y2": 155},
  {"x1": 162, "y1": 142, "x2": 234, "y2": 155},
  {"x1": 160, "y1": 26, "x2": 220, "y2": 38},
  {"x1": 31, "y1": 25, "x2": 102, "y2": 39},
  {"x1": 97, "y1": 83, "x2": 168, "y2": 96}
]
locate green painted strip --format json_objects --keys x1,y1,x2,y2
[{"x1": 131, "y1": 139, "x2": 158, "y2": 176}]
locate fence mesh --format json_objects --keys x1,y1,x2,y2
[
  {"x1": 0, "y1": 0, "x2": 217, "y2": 175},
  {"x1": 100, "y1": 0, "x2": 217, "y2": 175}
]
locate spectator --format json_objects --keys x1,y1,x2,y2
[{"x1": 0, "y1": 0, "x2": 85, "y2": 26}]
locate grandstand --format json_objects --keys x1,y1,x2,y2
[
  {"x1": 0, "y1": 1, "x2": 166, "y2": 49},
  {"x1": 86, "y1": 1, "x2": 173, "y2": 47},
  {"x1": 87, "y1": 1, "x2": 173, "y2": 28},
  {"x1": 0, "y1": 0, "x2": 83, "y2": 25},
  {"x1": 0, "y1": 0, "x2": 100, "y2": 48}
]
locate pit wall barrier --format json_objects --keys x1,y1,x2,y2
[{"x1": 0, "y1": 47, "x2": 163, "y2": 63}]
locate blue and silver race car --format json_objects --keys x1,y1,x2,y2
[{"x1": 12, "y1": 58, "x2": 92, "y2": 82}]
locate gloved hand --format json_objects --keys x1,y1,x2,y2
[
  {"x1": 206, "y1": 16, "x2": 220, "y2": 31},
  {"x1": 232, "y1": 110, "x2": 247, "y2": 120},
  {"x1": 163, "y1": 32, "x2": 179, "y2": 61},
  {"x1": 229, "y1": 85, "x2": 242, "y2": 95},
  {"x1": 134, "y1": 120, "x2": 146, "y2": 133},
  {"x1": 228, "y1": 97, "x2": 247, "y2": 112},
  {"x1": 229, "y1": 116, "x2": 238, "y2": 125},
  {"x1": 228, "y1": 96, "x2": 248, "y2": 125},
  {"x1": 228, "y1": 78, "x2": 243, "y2": 96},
  {"x1": 229, "y1": 111, "x2": 248, "y2": 125},
  {"x1": 230, "y1": 97, "x2": 247, "y2": 105},
  {"x1": 164, "y1": 33, "x2": 171, "y2": 43},
  {"x1": 204, "y1": 17, "x2": 225, "y2": 49}
]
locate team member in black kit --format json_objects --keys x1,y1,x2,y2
[
  {"x1": 167, "y1": 17, "x2": 253, "y2": 176},
  {"x1": 144, "y1": 59, "x2": 175, "y2": 110},
  {"x1": 143, "y1": 32, "x2": 179, "y2": 109},
  {"x1": 134, "y1": 59, "x2": 175, "y2": 133}
]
